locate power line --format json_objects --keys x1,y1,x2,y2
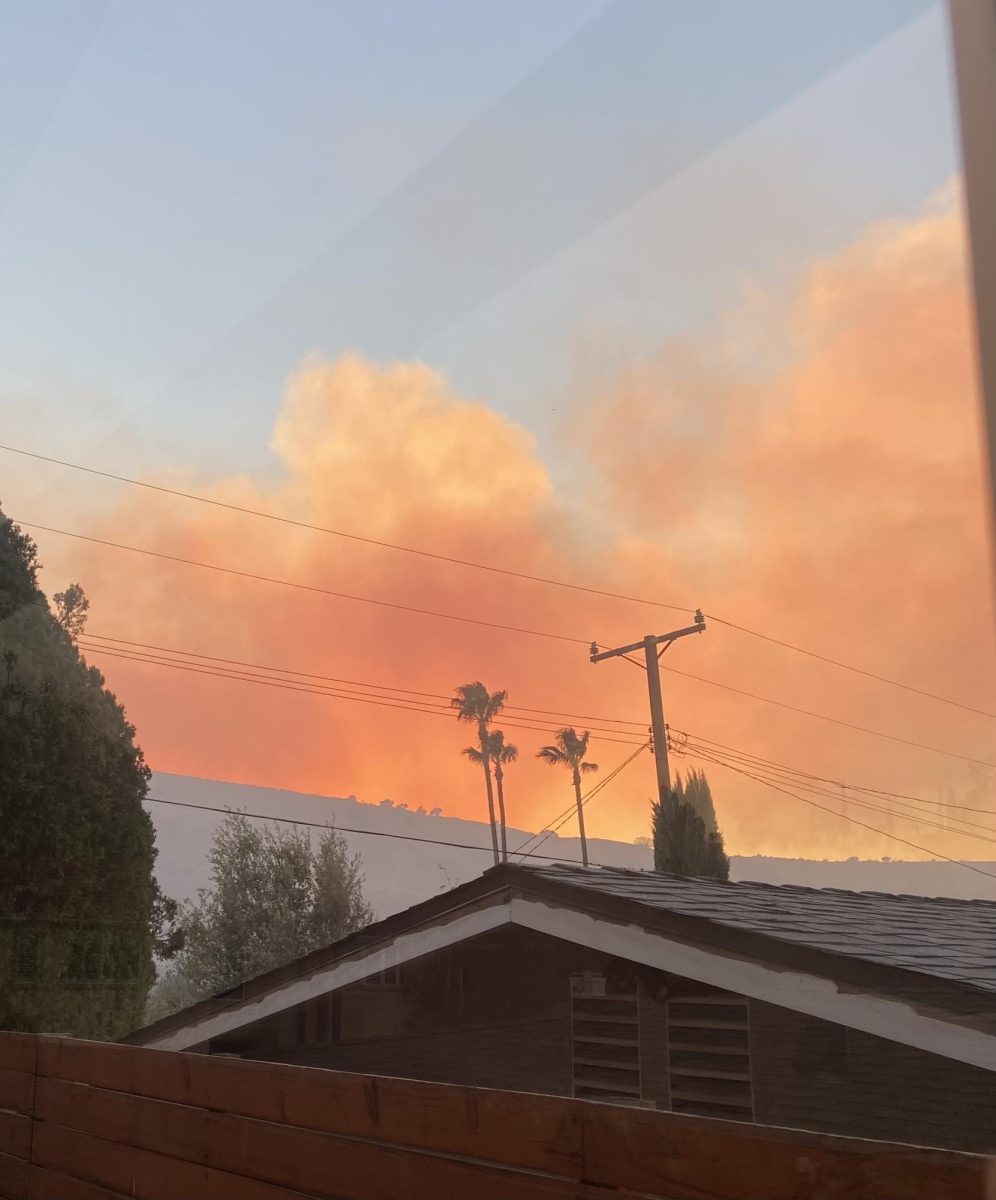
[
  {"x1": 77, "y1": 642, "x2": 648, "y2": 746},
  {"x1": 5, "y1": 442, "x2": 992, "y2": 718},
  {"x1": 669, "y1": 729, "x2": 996, "y2": 816},
  {"x1": 18, "y1": 520, "x2": 996, "y2": 766},
  {"x1": 96, "y1": 640, "x2": 996, "y2": 849},
  {"x1": 662, "y1": 664, "x2": 995, "y2": 769},
  {"x1": 673, "y1": 735, "x2": 996, "y2": 831},
  {"x1": 18, "y1": 521, "x2": 590, "y2": 647},
  {"x1": 83, "y1": 632, "x2": 647, "y2": 728},
  {"x1": 1, "y1": 444, "x2": 694, "y2": 611},
  {"x1": 145, "y1": 796, "x2": 590, "y2": 864},
  {"x1": 78, "y1": 628, "x2": 996, "y2": 794},
  {"x1": 689, "y1": 754, "x2": 996, "y2": 843},
  {"x1": 682, "y1": 744, "x2": 996, "y2": 847},
  {"x1": 670, "y1": 728, "x2": 996, "y2": 818},
  {"x1": 682, "y1": 751, "x2": 996, "y2": 880},
  {"x1": 706, "y1": 615, "x2": 996, "y2": 721},
  {"x1": 511, "y1": 742, "x2": 651, "y2": 859}
]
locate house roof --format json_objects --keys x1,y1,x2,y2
[
  {"x1": 129, "y1": 862, "x2": 996, "y2": 1052},
  {"x1": 525, "y1": 863, "x2": 996, "y2": 995}
]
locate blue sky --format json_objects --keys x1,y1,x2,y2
[{"x1": 1, "y1": 0, "x2": 958, "y2": 491}]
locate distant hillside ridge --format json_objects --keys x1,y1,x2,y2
[{"x1": 147, "y1": 773, "x2": 996, "y2": 919}]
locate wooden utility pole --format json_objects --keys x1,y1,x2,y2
[{"x1": 590, "y1": 611, "x2": 705, "y2": 804}]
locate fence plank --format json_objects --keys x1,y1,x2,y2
[
  {"x1": 31, "y1": 1125, "x2": 324, "y2": 1200},
  {"x1": 36, "y1": 1037, "x2": 583, "y2": 1177},
  {"x1": 33, "y1": 1078, "x2": 593, "y2": 1200},
  {"x1": 581, "y1": 1102, "x2": 989, "y2": 1200},
  {"x1": 28, "y1": 1167, "x2": 134, "y2": 1200},
  {"x1": 0, "y1": 1033, "x2": 989, "y2": 1200},
  {"x1": 0, "y1": 1036, "x2": 37, "y2": 1077},
  {"x1": 0, "y1": 1071, "x2": 34, "y2": 1116},
  {"x1": 0, "y1": 1110, "x2": 30, "y2": 1161},
  {"x1": 0, "y1": 1150, "x2": 28, "y2": 1200}
]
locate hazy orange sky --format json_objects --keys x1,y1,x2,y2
[{"x1": 25, "y1": 181, "x2": 996, "y2": 862}]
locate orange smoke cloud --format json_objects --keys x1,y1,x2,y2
[{"x1": 49, "y1": 183, "x2": 996, "y2": 863}]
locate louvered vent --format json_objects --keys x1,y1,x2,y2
[
  {"x1": 570, "y1": 975, "x2": 641, "y2": 1102},
  {"x1": 666, "y1": 990, "x2": 753, "y2": 1120}
]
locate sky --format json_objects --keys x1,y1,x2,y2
[{"x1": 3, "y1": 0, "x2": 995, "y2": 869}]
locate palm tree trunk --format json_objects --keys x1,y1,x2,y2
[
  {"x1": 573, "y1": 766, "x2": 589, "y2": 866},
  {"x1": 481, "y1": 758, "x2": 500, "y2": 865},
  {"x1": 494, "y1": 764, "x2": 508, "y2": 862}
]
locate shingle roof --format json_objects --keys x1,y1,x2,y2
[{"x1": 522, "y1": 863, "x2": 996, "y2": 995}]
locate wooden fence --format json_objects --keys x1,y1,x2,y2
[{"x1": 0, "y1": 1032, "x2": 991, "y2": 1199}]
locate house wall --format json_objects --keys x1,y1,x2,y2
[
  {"x1": 207, "y1": 925, "x2": 994, "y2": 1153},
  {"x1": 749, "y1": 999, "x2": 996, "y2": 1155},
  {"x1": 282, "y1": 1014, "x2": 572, "y2": 1094},
  {"x1": 235, "y1": 926, "x2": 592, "y2": 1096}
]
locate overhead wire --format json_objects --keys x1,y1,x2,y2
[
  {"x1": 672, "y1": 736, "x2": 996, "y2": 835},
  {"x1": 704, "y1": 614, "x2": 996, "y2": 720},
  {"x1": 63, "y1": 585, "x2": 995, "y2": 768},
  {"x1": 8, "y1": 502, "x2": 992, "y2": 862},
  {"x1": 76, "y1": 633, "x2": 996, "y2": 816},
  {"x1": 678, "y1": 748, "x2": 996, "y2": 879},
  {"x1": 661, "y1": 663, "x2": 995, "y2": 769},
  {"x1": 680, "y1": 744, "x2": 996, "y2": 848},
  {"x1": 82, "y1": 632, "x2": 647, "y2": 728},
  {"x1": 510, "y1": 741, "x2": 651, "y2": 859},
  {"x1": 18, "y1": 522, "x2": 590, "y2": 647},
  {"x1": 77, "y1": 646, "x2": 996, "y2": 871},
  {"x1": 76, "y1": 641, "x2": 647, "y2": 746},
  {"x1": 4, "y1": 442, "x2": 993, "y2": 718},
  {"x1": 11, "y1": 514, "x2": 993, "y2": 767},
  {"x1": 0, "y1": 443, "x2": 696, "y2": 612},
  {"x1": 668, "y1": 729, "x2": 996, "y2": 816},
  {"x1": 145, "y1": 796, "x2": 590, "y2": 864}
]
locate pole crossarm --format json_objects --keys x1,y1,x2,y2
[
  {"x1": 588, "y1": 610, "x2": 705, "y2": 801},
  {"x1": 589, "y1": 610, "x2": 705, "y2": 663}
]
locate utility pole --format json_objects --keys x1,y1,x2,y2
[{"x1": 590, "y1": 611, "x2": 705, "y2": 804}]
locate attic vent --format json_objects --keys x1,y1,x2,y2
[
  {"x1": 666, "y1": 990, "x2": 753, "y2": 1121},
  {"x1": 570, "y1": 975, "x2": 641, "y2": 1102}
]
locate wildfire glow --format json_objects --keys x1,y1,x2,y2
[{"x1": 41, "y1": 185, "x2": 996, "y2": 860}]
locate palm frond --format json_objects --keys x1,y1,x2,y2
[
  {"x1": 451, "y1": 681, "x2": 506, "y2": 725},
  {"x1": 537, "y1": 745, "x2": 568, "y2": 765},
  {"x1": 462, "y1": 746, "x2": 484, "y2": 764},
  {"x1": 487, "y1": 729, "x2": 518, "y2": 765},
  {"x1": 540, "y1": 727, "x2": 595, "y2": 769},
  {"x1": 580, "y1": 761, "x2": 599, "y2": 774}
]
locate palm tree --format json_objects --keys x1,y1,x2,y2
[
  {"x1": 464, "y1": 730, "x2": 517, "y2": 862},
  {"x1": 451, "y1": 682, "x2": 507, "y2": 865},
  {"x1": 537, "y1": 728, "x2": 598, "y2": 866}
]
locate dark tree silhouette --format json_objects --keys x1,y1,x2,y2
[
  {"x1": 0, "y1": 508, "x2": 179, "y2": 1038},
  {"x1": 537, "y1": 728, "x2": 598, "y2": 866},
  {"x1": 452, "y1": 682, "x2": 507, "y2": 863},
  {"x1": 652, "y1": 769, "x2": 730, "y2": 879}
]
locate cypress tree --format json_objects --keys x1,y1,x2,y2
[
  {"x1": 0, "y1": 508, "x2": 176, "y2": 1037},
  {"x1": 652, "y1": 769, "x2": 730, "y2": 880}
]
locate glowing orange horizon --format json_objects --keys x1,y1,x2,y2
[{"x1": 37, "y1": 186, "x2": 996, "y2": 862}]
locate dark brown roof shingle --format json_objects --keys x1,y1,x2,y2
[{"x1": 522, "y1": 863, "x2": 996, "y2": 994}]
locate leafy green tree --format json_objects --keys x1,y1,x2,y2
[
  {"x1": 0, "y1": 509, "x2": 178, "y2": 1038},
  {"x1": 452, "y1": 682, "x2": 507, "y2": 864},
  {"x1": 652, "y1": 769, "x2": 730, "y2": 879},
  {"x1": 537, "y1": 728, "x2": 598, "y2": 866},
  {"x1": 149, "y1": 814, "x2": 373, "y2": 1021},
  {"x1": 463, "y1": 729, "x2": 517, "y2": 862}
]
